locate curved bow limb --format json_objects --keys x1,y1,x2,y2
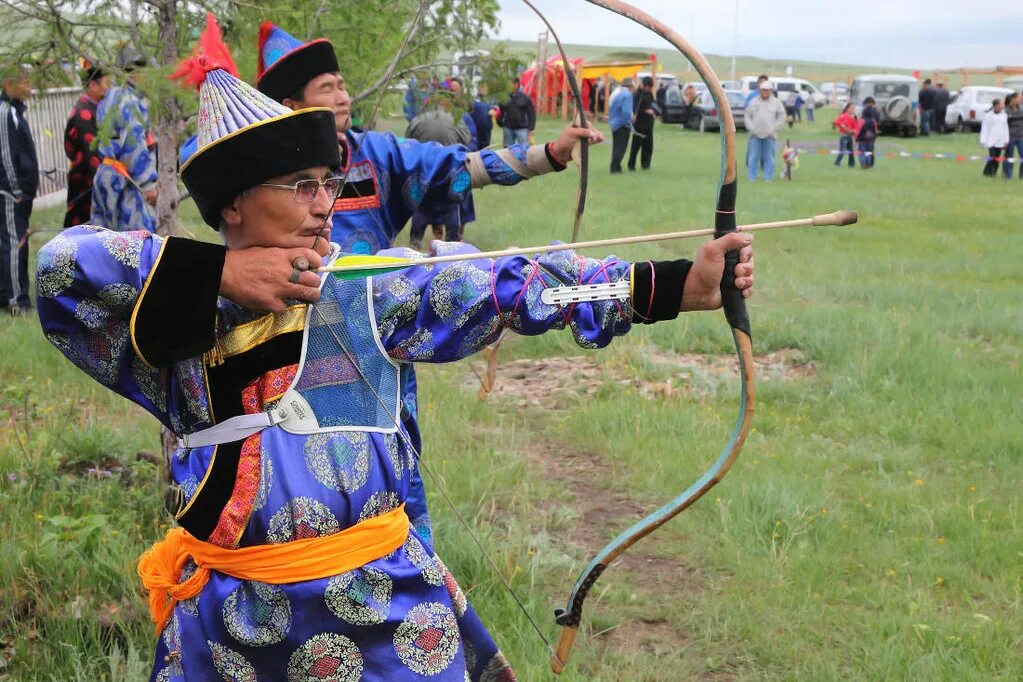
[{"x1": 551, "y1": 0, "x2": 753, "y2": 673}]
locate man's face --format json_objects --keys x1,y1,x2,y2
[
  {"x1": 449, "y1": 80, "x2": 462, "y2": 94},
  {"x1": 993, "y1": 100, "x2": 1004, "y2": 113},
  {"x1": 87, "y1": 75, "x2": 111, "y2": 100},
  {"x1": 759, "y1": 87, "x2": 771, "y2": 99},
  {"x1": 4, "y1": 75, "x2": 31, "y2": 101},
  {"x1": 285, "y1": 72, "x2": 351, "y2": 133},
  {"x1": 221, "y1": 166, "x2": 336, "y2": 250}
]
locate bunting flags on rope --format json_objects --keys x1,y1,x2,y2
[{"x1": 804, "y1": 147, "x2": 1019, "y2": 163}]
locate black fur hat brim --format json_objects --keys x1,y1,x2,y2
[{"x1": 180, "y1": 108, "x2": 340, "y2": 229}]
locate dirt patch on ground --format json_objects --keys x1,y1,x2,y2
[
  {"x1": 527, "y1": 445, "x2": 703, "y2": 595},
  {"x1": 515, "y1": 439, "x2": 703, "y2": 664},
  {"x1": 468, "y1": 348, "x2": 813, "y2": 407}
]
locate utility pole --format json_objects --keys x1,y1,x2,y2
[{"x1": 730, "y1": 0, "x2": 740, "y2": 83}]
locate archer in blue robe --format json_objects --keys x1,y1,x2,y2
[
  {"x1": 36, "y1": 226, "x2": 662, "y2": 681},
  {"x1": 90, "y1": 83, "x2": 158, "y2": 232}
]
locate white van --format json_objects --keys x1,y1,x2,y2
[{"x1": 736, "y1": 76, "x2": 824, "y2": 108}]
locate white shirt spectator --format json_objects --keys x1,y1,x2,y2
[{"x1": 979, "y1": 109, "x2": 1009, "y2": 148}]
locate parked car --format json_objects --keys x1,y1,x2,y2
[
  {"x1": 945, "y1": 86, "x2": 1013, "y2": 132},
  {"x1": 660, "y1": 85, "x2": 700, "y2": 126},
  {"x1": 636, "y1": 71, "x2": 680, "y2": 92},
  {"x1": 820, "y1": 81, "x2": 849, "y2": 105},
  {"x1": 736, "y1": 76, "x2": 824, "y2": 108},
  {"x1": 697, "y1": 89, "x2": 746, "y2": 132},
  {"x1": 850, "y1": 75, "x2": 919, "y2": 136}
]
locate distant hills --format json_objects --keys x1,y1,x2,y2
[{"x1": 481, "y1": 39, "x2": 1006, "y2": 88}]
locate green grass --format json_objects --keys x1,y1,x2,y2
[{"x1": 1, "y1": 116, "x2": 1021, "y2": 680}]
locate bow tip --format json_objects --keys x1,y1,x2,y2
[{"x1": 550, "y1": 625, "x2": 579, "y2": 674}]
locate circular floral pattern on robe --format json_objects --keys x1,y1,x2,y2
[
  {"x1": 267, "y1": 497, "x2": 340, "y2": 544},
  {"x1": 97, "y1": 229, "x2": 145, "y2": 267},
  {"x1": 132, "y1": 354, "x2": 167, "y2": 413},
  {"x1": 304, "y1": 433, "x2": 370, "y2": 494},
  {"x1": 374, "y1": 274, "x2": 420, "y2": 339},
  {"x1": 97, "y1": 282, "x2": 139, "y2": 315},
  {"x1": 393, "y1": 602, "x2": 460, "y2": 675},
  {"x1": 69, "y1": 319, "x2": 130, "y2": 386},
  {"x1": 179, "y1": 475, "x2": 199, "y2": 506},
  {"x1": 178, "y1": 561, "x2": 200, "y2": 617},
  {"x1": 358, "y1": 491, "x2": 402, "y2": 523},
  {"x1": 435, "y1": 556, "x2": 467, "y2": 617},
  {"x1": 207, "y1": 640, "x2": 257, "y2": 682},
  {"x1": 287, "y1": 632, "x2": 363, "y2": 682},
  {"x1": 160, "y1": 612, "x2": 183, "y2": 677},
  {"x1": 253, "y1": 450, "x2": 274, "y2": 511},
  {"x1": 325, "y1": 566, "x2": 393, "y2": 626},
  {"x1": 389, "y1": 327, "x2": 435, "y2": 361},
  {"x1": 427, "y1": 263, "x2": 490, "y2": 329},
  {"x1": 480, "y1": 651, "x2": 516, "y2": 682},
  {"x1": 403, "y1": 537, "x2": 444, "y2": 586},
  {"x1": 74, "y1": 299, "x2": 111, "y2": 329},
  {"x1": 36, "y1": 234, "x2": 77, "y2": 298},
  {"x1": 385, "y1": 433, "x2": 406, "y2": 479},
  {"x1": 223, "y1": 582, "x2": 292, "y2": 647}
]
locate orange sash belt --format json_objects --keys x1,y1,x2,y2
[
  {"x1": 102, "y1": 157, "x2": 131, "y2": 178},
  {"x1": 137, "y1": 503, "x2": 409, "y2": 633}
]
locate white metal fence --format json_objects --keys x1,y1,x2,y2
[{"x1": 24, "y1": 87, "x2": 79, "y2": 197}]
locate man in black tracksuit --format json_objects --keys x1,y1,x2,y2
[
  {"x1": 628, "y1": 76, "x2": 656, "y2": 170},
  {"x1": 1, "y1": 71, "x2": 38, "y2": 315}
]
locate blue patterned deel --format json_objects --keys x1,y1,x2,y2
[{"x1": 36, "y1": 228, "x2": 634, "y2": 680}]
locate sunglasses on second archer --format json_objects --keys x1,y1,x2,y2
[{"x1": 259, "y1": 175, "x2": 344, "y2": 202}]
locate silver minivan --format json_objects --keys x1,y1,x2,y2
[{"x1": 850, "y1": 75, "x2": 919, "y2": 137}]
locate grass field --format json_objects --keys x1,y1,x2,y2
[{"x1": 1, "y1": 114, "x2": 1021, "y2": 680}]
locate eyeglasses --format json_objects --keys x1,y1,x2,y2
[{"x1": 259, "y1": 176, "x2": 344, "y2": 203}]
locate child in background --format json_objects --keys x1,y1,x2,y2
[{"x1": 782, "y1": 139, "x2": 799, "y2": 180}]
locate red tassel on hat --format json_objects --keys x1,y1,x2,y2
[{"x1": 169, "y1": 13, "x2": 240, "y2": 89}]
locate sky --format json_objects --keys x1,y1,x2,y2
[{"x1": 494, "y1": 0, "x2": 1023, "y2": 70}]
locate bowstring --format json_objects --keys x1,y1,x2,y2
[{"x1": 309, "y1": 303, "x2": 555, "y2": 654}]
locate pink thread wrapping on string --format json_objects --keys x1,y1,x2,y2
[
  {"x1": 511, "y1": 261, "x2": 542, "y2": 317},
  {"x1": 489, "y1": 260, "x2": 507, "y2": 327}
]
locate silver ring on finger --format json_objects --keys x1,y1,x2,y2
[{"x1": 289, "y1": 267, "x2": 302, "y2": 284}]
